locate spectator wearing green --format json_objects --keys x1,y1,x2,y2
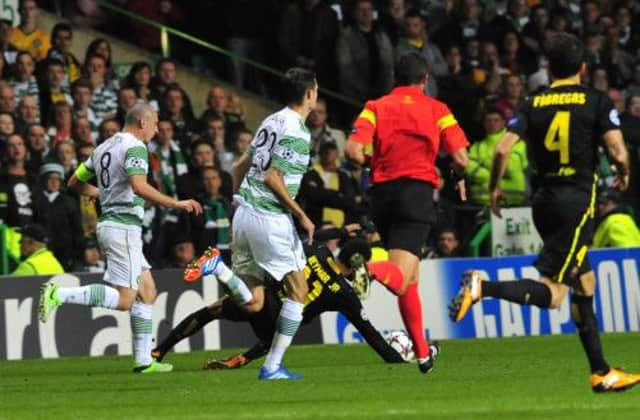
[
  {"x1": 12, "y1": 224, "x2": 64, "y2": 276},
  {"x1": 466, "y1": 109, "x2": 529, "y2": 206},
  {"x1": 593, "y1": 189, "x2": 640, "y2": 249}
]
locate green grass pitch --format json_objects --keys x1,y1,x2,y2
[{"x1": 2, "y1": 333, "x2": 640, "y2": 419}]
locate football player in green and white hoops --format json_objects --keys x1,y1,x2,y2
[{"x1": 39, "y1": 103, "x2": 202, "y2": 373}]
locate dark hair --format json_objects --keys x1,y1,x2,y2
[
  {"x1": 545, "y1": 32, "x2": 585, "y2": 79},
  {"x1": 281, "y1": 67, "x2": 317, "y2": 106},
  {"x1": 85, "y1": 52, "x2": 106, "y2": 66},
  {"x1": 484, "y1": 107, "x2": 505, "y2": 119},
  {"x1": 203, "y1": 113, "x2": 224, "y2": 125},
  {"x1": 14, "y1": 51, "x2": 35, "y2": 79},
  {"x1": 157, "y1": 116, "x2": 173, "y2": 126},
  {"x1": 47, "y1": 57, "x2": 65, "y2": 69},
  {"x1": 155, "y1": 58, "x2": 176, "y2": 74},
  {"x1": 71, "y1": 78, "x2": 92, "y2": 93},
  {"x1": 85, "y1": 39, "x2": 111, "y2": 65},
  {"x1": 405, "y1": 8, "x2": 425, "y2": 21},
  {"x1": 395, "y1": 53, "x2": 428, "y2": 86},
  {"x1": 51, "y1": 23, "x2": 72, "y2": 40},
  {"x1": 200, "y1": 165, "x2": 220, "y2": 177},
  {"x1": 18, "y1": 0, "x2": 36, "y2": 12},
  {"x1": 124, "y1": 61, "x2": 153, "y2": 90},
  {"x1": 438, "y1": 227, "x2": 459, "y2": 239},
  {"x1": 338, "y1": 238, "x2": 372, "y2": 267},
  {"x1": 190, "y1": 139, "x2": 214, "y2": 155}
]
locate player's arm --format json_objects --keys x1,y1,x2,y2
[
  {"x1": 129, "y1": 175, "x2": 202, "y2": 214},
  {"x1": 438, "y1": 106, "x2": 470, "y2": 201},
  {"x1": 264, "y1": 167, "x2": 314, "y2": 243},
  {"x1": 345, "y1": 103, "x2": 376, "y2": 165},
  {"x1": 68, "y1": 162, "x2": 99, "y2": 199},
  {"x1": 489, "y1": 131, "x2": 520, "y2": 217},
  {"x1": 340, "y1": 299, "x2": 405, "y2": 363},
  {"x1": 602, "y1": 129, "x2": 630, "y2": 191},
  {"x1": 125, "y1": 145, "x2": 202, "y2": 214},
  {"x1": 232, "y1": 151, "x2": 252, "y2": 193}
]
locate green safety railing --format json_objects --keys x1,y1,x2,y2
[
  {"x1": 95, "y1": 0, "x2": 363, "y2": 109},
  {"x1": 1, "y1": 223, "x2": 8, "y2": 274},
  {"x1": 468, "y1": 221, "x2": 491, "y2": 258}
]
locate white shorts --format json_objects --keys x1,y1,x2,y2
[
  {"x1": 231, "y1": 205, "x2": 306, "y2": 282},
  {"x1": 97, "y1": 223, "x2": 151, "y2": 290}
]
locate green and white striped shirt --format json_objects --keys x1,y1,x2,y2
[
  {"x1": 90, "y1": 83, "x2": 118, "y2": 121},
  {"x1": 236, "y1": 107, "x2": 310, "y2": 214},
  {"x1": 11, "y1": 76, "x2": 40, "y2": 104},
  {"x1": 84, "y1": 132, "x2": 149, "y2": 227}
]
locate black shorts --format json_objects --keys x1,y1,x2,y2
[
  {"x1": 531, "y1": 184, "x2": 596, "y2": 288},
  {"x1": 370, "y1": 178, "x2": 435, "y2": 257}
]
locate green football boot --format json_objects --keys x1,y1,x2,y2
[
  {"x1": 39, "y1": 282, "x2": 61, "y2": 323},
  {"x1": 133, "y1": 360, "x2": 174, "y2": 374}
]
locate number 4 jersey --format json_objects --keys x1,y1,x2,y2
[
  {"x1": 507, "y1": 81, "x2": 620, "y2": 190},
  {"x1": 76, "y1": 132, "x2": 149, "y2": 227},
  {"x1": 236, "y1": 107, "x2": 310, "y2": 214}
]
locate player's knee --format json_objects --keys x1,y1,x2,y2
[
  {"x1": 290, "y1": 283, "x2": 308, "y2": 303},
  {"x1": 242, "y1": 288, "x2": 264, "y2": 314},
  {"x1": 548, "y1": 294, "x2": 564, "y2": 309},
  {"x1": 548, "y1": 289, "x2": 566, "y2": 309},
  {"x1": 116, "y1": 294, "x2": 135, "y2": 310}
]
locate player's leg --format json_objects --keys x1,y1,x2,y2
[
  {"x1": 573, "y1": 269, "x2": 640, "y2": 391},
  {"x1": 39, "y1": 226, "x2": 131, "y2": 322},
  {"x1": 389, "y1": 249, "x2": 433, "y2": 371},
  {"x1": 367, "y1": 260, "x2": 405, "y2": 295},
  {"x1": 184, "y1": 206, "x2": 260, "y2": 311},
  {"x1": 379, "y1": 180, "x2": 435, "y2": 373},
  {"x1": 204, "y1": 290, "x2": 281, "y2": 370},
  {"x1": 184, "y1": 248, "x2": 256, "y2": 308},
  {"x1": 39, "y1": 281, "x2": 121, "y2": 322},
  {"x1": 451, "y1": 187, "x2": 586, "y2": 321},
  {"x1": 153, "y1": 294, "x2": 260, "y2": 361},
  {"x1": 260, "y1": 268, "x2": 307, "y2": 379}
]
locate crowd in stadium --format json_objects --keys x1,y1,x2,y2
[{"x1": 2, "y1": 0, "x2": 640, "y2": 275}]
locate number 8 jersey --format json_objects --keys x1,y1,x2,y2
[
  {"x1": 507, "y1": 80, "x2": 620, "y2": 190},
  {"x1": 236, "y1": 107, "x2": 311, "y2": 214},
  {"x1": 80, "y1": 132, "x2": 149, "y2": 227}
]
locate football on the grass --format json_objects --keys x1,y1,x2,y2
[{"x1": 386, "y1": 330, "x2": 415, "y2": 361}]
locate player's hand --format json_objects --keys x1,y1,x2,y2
[
  {"x1": 490, "y1": 188, "x2": 503, "y2": 218},
  {"x1": 175, "y1": 199, "x2": 203, "y2": 215},
  {"x1": 299, "y1": 214, "x2": 315, "y2": 245},
  {"x1": 456, "y1": 179, "x2": 467, "y2": 202},
  {"x1": 613, "y1": 172, "x2": 630, "y2": 192}
]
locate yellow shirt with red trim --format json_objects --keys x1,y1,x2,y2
[
  {"x1": 349, "y1": 86, "x2": 469, "y2": 186},
  {"x1": 9, "y1": 27, "x2": 51, "y2": 61}
]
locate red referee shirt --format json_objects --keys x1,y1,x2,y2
[{"x1": 349, "y1": 86, "x2": 469, "y2": 186}]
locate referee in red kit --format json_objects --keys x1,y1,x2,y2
[{"x1": 345, "y1": 53, "x2": 469, "y2": 373}]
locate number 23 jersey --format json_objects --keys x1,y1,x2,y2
[
  {"x1": 507, "y1": 81, "x2": 620, "y2": 190},
  {"x1": 236, "y1": 107, "x2": 310, "y2": 214},
  {"x1": 85, "y1": 132, "x2": 149, "y2": 227}
]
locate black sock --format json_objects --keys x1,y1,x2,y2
[
  {"x1": 481, "y1": 279, "x2": 552, "y2": 307},
  {"x1": 154, "y1": 306, "x2": 218, "y2": 360},
  {"x1": 572, "y1": 294, "x2": 610, "y2": 374},
  {"x1": 243, "y1": 340, "x2": 270, "y2": 361},
  {"x1": 220, "y1": 297, "x2": 251, "y2": 322}
]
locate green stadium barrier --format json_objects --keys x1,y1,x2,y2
[
  {"x1": 95, "y1": 0, "x2": 363, "y2": 109},
  {"x1": 468, "y1": 221, "x2": 491, "y2": 258}
]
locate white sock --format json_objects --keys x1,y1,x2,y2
[
  {"x1": 216, "y1": 265, "x2": 253, "y2": 305},
  {"x1": 263, "y1": 299, "x2": 304, "y2": 372},
  {"x1": 130, "y1": 301, "x2": 153, "y2": 367},
  {"x1": 56, "y1": 284, "x2": 119, "y2": 309}
]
